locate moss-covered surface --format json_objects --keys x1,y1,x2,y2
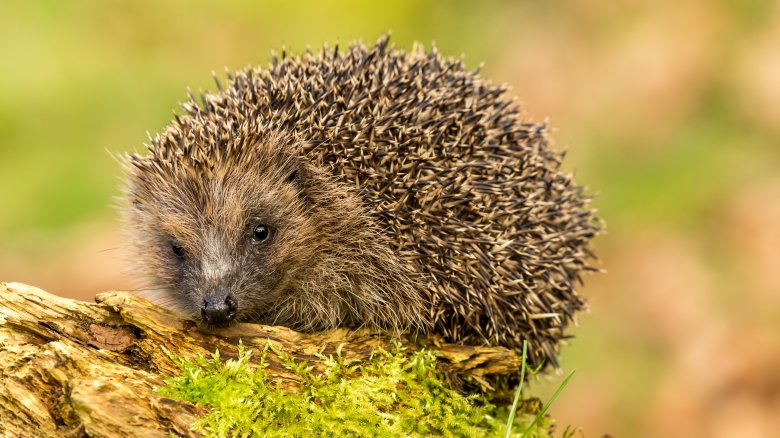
[{"x1": 158, "y1": 343, "x2": 573, "y2": 437}]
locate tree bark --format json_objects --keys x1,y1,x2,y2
[{"x1": 0, "y1": 282, "x2": 523, "y2": 437}]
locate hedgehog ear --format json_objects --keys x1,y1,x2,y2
[
  {"x1": 285, "y1": 163, "x2": 307, "y2": 193},
  {"x1": 280, "y1": 138, "x2": 307, "y2": 192},
  {"x1": 287, "y1": 168, "x2": 299, "y2": 184}
]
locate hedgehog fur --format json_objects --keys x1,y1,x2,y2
[{"x1": 122, "y1": 35, "x2": 600, "y2": 368}]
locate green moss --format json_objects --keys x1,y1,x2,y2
[{"x1": 158, "y1": 343, "x2": 569, "y2": 437}]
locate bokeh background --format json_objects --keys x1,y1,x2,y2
[{"x1": 2, "y1": 1, "x2": 779, "y2": 436}]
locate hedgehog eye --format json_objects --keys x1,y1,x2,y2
[
  {"x1": 253, "y1": 225, "x2": 270, "y2": 242},
  {"x1": 171, "y1": 240, "x2": 185, "y2": 259}
]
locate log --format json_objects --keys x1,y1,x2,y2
[{"x1": 0, "y1": 282, "x2": 524, "y2": 437}]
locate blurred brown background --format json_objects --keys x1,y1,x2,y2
[{"x1": 1, "y1": 1, "x2": 778, "y2": 436}]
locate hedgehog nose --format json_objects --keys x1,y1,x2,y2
[{"x1": 201, "y1": 291, "x2": 237, "y2": 325}]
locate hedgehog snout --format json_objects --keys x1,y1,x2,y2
[{"x1": 200, "y1": 289, "x2": 237, "y2": 326}]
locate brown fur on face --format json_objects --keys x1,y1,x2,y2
[{"x1": 123, "y1": 131, "x2": 427, "y2": 332}]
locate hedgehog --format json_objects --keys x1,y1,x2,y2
[{"x1": 121, "y1": 35, "x2": 600, "y2": 368}]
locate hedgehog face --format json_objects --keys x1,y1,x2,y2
[
  {"x1": 158, "y1": 209, "x2": 296, "y2": 327},
  {"x1": 124, "y1": 132, "x2": 427, "y2": 333},
  {"x1": 124, "y1": 141, "x2": 321, "y2": 327}
]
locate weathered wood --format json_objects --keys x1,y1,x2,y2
[{"x1": 0, "y1": 282, "x2": 523, "y2": 437}]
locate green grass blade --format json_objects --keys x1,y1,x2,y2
[
  {"x1": 504, "y1": 340, "x2": 528, "y2": 438},
  {"x1": 520, "y1": 369, "x2": 576, "y2": 438}
]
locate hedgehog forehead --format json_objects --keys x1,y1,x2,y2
[{"x1": 130, "y1": 144, "x2": 302, "y2": 250}]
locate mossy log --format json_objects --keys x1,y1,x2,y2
[{"x1": 0, "y1": 282, "x2": 524, "y2": 437}]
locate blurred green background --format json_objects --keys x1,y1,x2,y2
[{"x1": 2, "y1": 1, "x2": 779, "y2": 436}]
